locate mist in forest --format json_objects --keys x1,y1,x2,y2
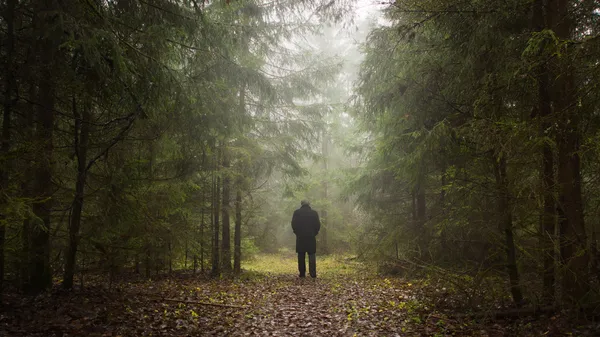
[{"x1": 1, "y1": 0, "x2": 600, "y2": 335}]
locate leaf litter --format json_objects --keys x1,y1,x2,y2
[{"x1": 1, "y1": 255, "x2": 598, "y2": 336}]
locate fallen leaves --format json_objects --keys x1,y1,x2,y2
[{"x1": 1, "y1": 255, "x2": 598, "y2": 336}]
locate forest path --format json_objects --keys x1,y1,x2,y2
[
  {"x1": 236, "y1": 274, "x2": 414, "y2": 336},
  {"x1": 230, "y1": 254, "x2": 446, "y2": 336},
  {"x1": 2, "y1": 254, "x2": 575, "y2": 336}
]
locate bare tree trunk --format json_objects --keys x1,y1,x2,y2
[
  {"x1": 234, "y1": 188, "x2": 242, "y2": 274},
  {"x1": 550, "y1": 0, "x2": 590, "y2": 303},
  {"x1": 320, "y1": 129, "x2": 329, "y2": 254},
  {"x1": 440, "y1": 164, "x2": 449, "y2": 260},
  {"x1": 184, "y1": 239, "x2": 188, "y2": 270},
  {"x1": 211, "y1": 150, "x2": 221, "y2": 276},
  {"x1": 63, "y1": 98, "x2": 90, "y2": 289},
  {"x1": 221, "y1": 147, "x2": 232, "y2": 272},
  {"x1": 30, "y1": 6, "x2": 57, "y2": 291},
  {"x1": 233, "y1": 80, "x2": 246, "y2": 274},
  {"x1": 416, "y1": 179, "x2": 427, "y2": 256},
  {"x1": 538, "y1": 66, "x2": 556, "y2": 304},
  {"x1": 530, "y1": 0, "x2": 557, "y2": 305},
  {"x1": 145, "y1": 241, "x2": 151, "y2": 278},
  {"x1": 494, "y1": 156, "x2": 524, "y2": 306},
  {"x1": 200, "y1": 190, "x2": 205, "y2": 273},
  {"x1": 168, "y1": 240, "x2": 172, "y2": 274},
  {"x1": 0, "y1": 0, "x2": 17, "y2": 292}
]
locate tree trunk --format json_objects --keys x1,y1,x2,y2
[
  {"x1": 233, "y1": 79, "x2": 245, "y2": 274},
  {"x1": 145, "y1": 242, "x2": 151, "y2": 278},
  {"x1": 30, "y1": 11, "x2": 58, "y2": 292},
  {"x1": 234, "y1": 188, "x2": 242, "y2": 274},
  {"x1": 320, "y1": 129, "x2": 329, "y2": 254},
  {"x1": 531, "y1": 0, "x2": 557, "y2": 304},
  {"x1": 200, "y1": 190, "x2": 205, "y2": 273},
  {"x1": 494, "y1": 155, "x2": 524, "y2": 306},
  {"x1": 440, "y1": 165, "x2": 449, "y2": 260},
  {"x1": 550, "y1": 0, "x2": 590, "y2": 303},
  {"x1": 538, "y1": 64, "x2": 556, "y2": 304},
  {"x1": 221, "y1": 146, "x2": 232, "y2": 272},
  {"x1": 416, "y1": 179, "x2": 427, "y2": 256},
  {"x1": 168, "y1": 240, "x2": 172, "y2": 274},
  {"x1": 211, "y1": 157, "x2": 221, "y2": 276},
  {"x1": 63, "y1": 98, "x2": 90, "y2": 289},
  {"x1": 0, "y1": 0, "x2": 17, "y2": 292}
]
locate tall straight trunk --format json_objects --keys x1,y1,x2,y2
[
  {"x1": 145, "y1": 243, "x2": 151, "y2": 278},
  {"x1": 416, "y1": 184, "x2": 426, "y2": 225},
  {"x1": 221, "y1": 147, "x2": 232, "y2": 272},
  {"x1": 320, "y1": 129, "x2": 329, "y2": 254},
  {"x1": 0, "y1": 0, "x2": 17, "y2": 292},
  {"x1": 494, "y1": 156, "x2": 524, "y2": 306},
  {"x1": 532, "y1": 0, "x2": 557, "y2": 304},
  {"x1": 416, "y1": 180, "x2": 427, "y2": 253},
  {"x1": 234, "y1": 188, "x2": 242, "y2": 273},
  {"x1": 541, "y1": 138, "x2": 556, "y2": 302},
  {"x1": 538, "y1": 67, "x2": 556, "y2": 303},
  {"x1": 168, "y1": 240, "x2": 172, "y2": 274},
  {"x1": 20, "y1": 35, "x2": 39, "y2": 289},
  {"x1": 211, "y1": 158, "x2": 221, "y2": 276},
  {"x1": 413, "y1": 178, "x2": 427, "y2": 257},
  {"x1": 30, "y1": 87, "x2": 55, "y2": 292},
  {"x1": 30, "y1": 8, "x2": 58, "y2": 291},
  {"x1": 200, "y1": 190, "x2": 205, "y2": 273},
  {"x1": 20, "y1": 84, "x2": 36, "y2": 290},
  {"x1": 440, "y1": 164, "x2": 449, "y2": 260},
  {"x1": 63, "y1": 98, "x2": 90, "y2": 289},
  {"x1": 550, "y1": 0, "x2": 590, "y2": 302},
  {"x1": 233, "y1": 80, "x2": 245, "y2": 274}
]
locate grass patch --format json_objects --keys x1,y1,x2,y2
[{"x1": 243, "y1": 252, "x2": 369, "y2": 278}]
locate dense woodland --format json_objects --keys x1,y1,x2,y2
[
  {"x1": 1, "y1": 0, "x2": 600, "y2": 335},
  {"x1": 0, "y1": 0, "x2": 357, "y2": 292},
  {"x1": 354, "y1": 0, "x2": 600, "y2": 308}
]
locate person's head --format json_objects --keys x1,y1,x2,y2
[{"x1": 300, "y1": 200, "x2": 310, "y2": 207}]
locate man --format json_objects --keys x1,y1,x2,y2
[{"x1": 291, "y1": 200, "x2": 321, "y2": 278}]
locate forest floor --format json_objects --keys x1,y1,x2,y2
[{"x1": 1, "y1": 253, "x2": 598, "y2": 336}]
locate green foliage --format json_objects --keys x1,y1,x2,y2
[{"x1": 351, "y1": 0, "x2": 600, "y2": 305}]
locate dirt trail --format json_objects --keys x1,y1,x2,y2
[
  {"x1": 2, "y1": 255, "x2": 591, "y2": 336},
  {"x1": 237, "y1": 275, "x2": 411, "y2": 336}
]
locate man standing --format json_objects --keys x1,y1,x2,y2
[{"x1": 291, "y1": 200, "x2": 321, "y2": 278}]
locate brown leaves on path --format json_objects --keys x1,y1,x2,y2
[{"x1": 1, "y1": 255, "x2": 597, "y2": 336}]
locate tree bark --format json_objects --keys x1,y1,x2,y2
[
  {"x1": 63, "y1": 98, "x2": 91, "y2": 289},
  {"x1": 320, "y1": 129, "x2": 329, "y2": 254},
  {"x1": 221, "y1": 146, "x2": 232, "y2": 272},
  {"x1": 234, "y1": 188, "x2": 242, "y2": 274},
  {"x1": 30, "y1": 1, "x2": 58, "y2": 291},
  {"x1": 211, "y1": 150, "x2": 221, "y2": 276},
  {"x1": 20, "y1": 81, "x2": 36, "y2": 290},
  {"x1": 494, "y1": 155, "x2": 524, "y2": 306},
  {"x1": 200, "y1": 189, "x2": 205, "y2": 273},
  {"x1": 531, "y1": 0, "x2": 557, "y2": 304},
  {"x1": 538, "y1": 64, "x2": 556, "y2": 304},
  {"x1": 0, "y1": 0, "x2": 17, "y2": 292},
  {"x1": 416, "y1": 179, "x2": 427, "y2": 256},
  {"x1": 550, "y1": 0, "x2": 590, "y2": 303}
]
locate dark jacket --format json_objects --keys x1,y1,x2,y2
[{"x1": 291, "y1": 205, "x2": 321, "y2": 253}]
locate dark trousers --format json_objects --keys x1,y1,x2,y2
[{"x1": 297, "y1": 252, "x2": 316, "y2": 278}]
